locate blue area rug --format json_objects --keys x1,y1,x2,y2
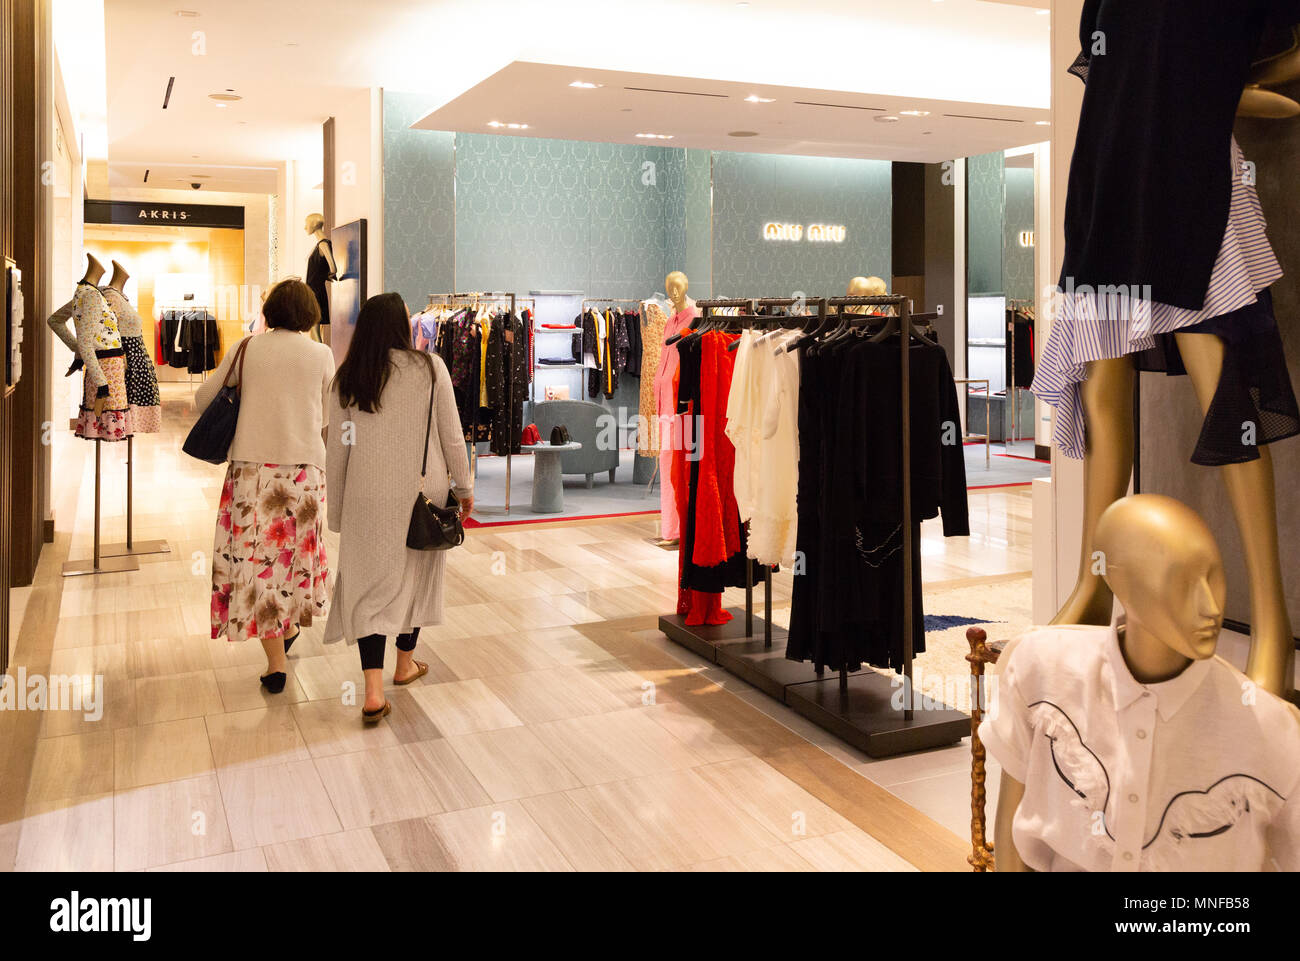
[{"x1": 924, "y1": 614, "x2": 1005, "y2": 633}]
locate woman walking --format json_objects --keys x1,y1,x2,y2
[
  {"x1": 199, "y1": 279, "x2": 336, "y2": 693},
  {"x1": 324, "y1": 292, "x2": 473, "y2": 721}
]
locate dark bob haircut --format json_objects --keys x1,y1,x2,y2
[{"x1": 263, "y1": 278, "x2": 320, "y2": 332}]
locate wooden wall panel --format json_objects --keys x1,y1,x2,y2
[{"x1": 1, "y1": 0, "x2": 16, "y2": 674}]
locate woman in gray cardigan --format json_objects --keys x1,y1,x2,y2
[{"x1": 323, "y1": 292, "x2": 473, "y2": 720}]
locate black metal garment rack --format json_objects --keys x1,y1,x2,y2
[
  {"x1": 425, "y1": 291, "x2": 525, "y2": 513},
  {"x1": 656, "y1": 294, "x2": 968, "y2": 758}
]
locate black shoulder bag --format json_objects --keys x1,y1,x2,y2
[
  {"x1": 407, "y1": 357, "x2": 466, "y2": 551},
  {"x1": 182, "y1": 337, "x2": 251, "y2": 465}
]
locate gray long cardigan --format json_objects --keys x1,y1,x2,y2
[{"x1": 323, "y1": 350, "x2": 472, "y2": 643}]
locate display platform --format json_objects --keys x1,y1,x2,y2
[{"x1": 659, "y1": 607, "x2": 969, "y2": 758}]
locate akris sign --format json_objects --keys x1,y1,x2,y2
[
  {"x1": 84, "y1": 200, "x2": 245, "y2": 230},
  {"x1": 762, "y1": 222, "x2": 847, "y2": 243}
]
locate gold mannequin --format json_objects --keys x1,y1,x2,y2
[
  {"x1": 1053, "y1": 331, "x2": 1294, "y2": 699},
  {"x1": 304, "y1": 214, "x2": 337, "y2": 345},
  {"x1": 997, "y1": 493, "x2": 1230, "y2": 871},
  {"x1": 106, "y1": 259, "x2": 129, "y2": 292},
  {"x1": 847, "y1": 275, "x2": 888, "y2": 314},
  {"x1": 666, "y1": 270, "x2": 690, "y2": 316}
]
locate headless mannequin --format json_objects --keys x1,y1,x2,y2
[
  {"x1": 304, "y1": 214, "x2": 337, "y2": 346},
  {"x1": 47, "y1": 254, "x2": 109, "y2": 417},
  {"x1": 1238, "y1": 24, "x2": 1300, "y2": 117},
  {"x1": 998, "y1": 494, "x2": 1237, "y2": 871},
  {"x1": 105, "y1": 259, "x2": 128, "y2": 293}
]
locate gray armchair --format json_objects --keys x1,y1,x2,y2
[{"x1": 531, "y1": 399, "x2": 620, "y2": 488}]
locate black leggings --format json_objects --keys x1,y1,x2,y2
[{"x1": 357, "y1": 627, "x2": 421, "y2": 671}]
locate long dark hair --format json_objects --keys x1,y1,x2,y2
[{"x1": 333, "y1": 292, "x2": 421, "y2": 412}]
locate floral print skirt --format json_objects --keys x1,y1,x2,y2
[{"x1": 211, "y1": 462, "x2": 329, "y2": 642}]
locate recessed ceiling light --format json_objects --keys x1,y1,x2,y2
[
  {"x1": 175, "y1": 9, "x2": 200, "y2": 16},
  {"x1": 874, "y1": 115, "x2": 900, "y2": 123},
  {"x1": 900, "y1": 109, "x2": 930, "y2": 117},
  {"x1": 487, "y1": 120, "x2": 529, "y2": 129},
  {"x1": 727, "y1": 130, "x2": 759, "y2": 137},
  {"x1": 1036, "y1": 8, "x2": 1050, "y2": 14},
  {"x1": 635, "y1": 133, "x2": 674, "y2": 140},
  {"x1": 570, "y1": 81, "x2": 603, "y2": 89},
  {"x1": 1035, "y1": 120, "x2": 1051, "y2": 126},
  {"x1": 744, "y1": 95, "x2": 775, "y2": 104}
]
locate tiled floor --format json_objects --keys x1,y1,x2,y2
[{"x1": 1, "y1": 382, "x2": 1039, "y2": 872}]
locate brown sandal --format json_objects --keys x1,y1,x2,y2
[
  {"x1": 394, "y1": 661, "x2": 429, "y2": 686},
  {"x1": 361, "y1": 701, "x2": 392, "y2": 723}
]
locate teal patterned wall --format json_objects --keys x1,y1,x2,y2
[
  {"x1": 1003, "y1": 166, "x2": 1035, "y2": 304},
  {"x1": 383, "y1": 92, "x2": 893, "y2": 306},
  {"x1": 966, "y1": 151, "x2": 1005, "y2": 296},
  {"x1": 383, "y1": 91, "x2": 455, "y2": 310},
  {"x1": 710, "y1": 151, "x2": 892, "y2": 298},
  {"x1": 454, "y1": 134, "x2": 679, "y2": 300}
]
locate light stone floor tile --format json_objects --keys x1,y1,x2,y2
[
  {"x1": 204, "y1": 706, "x2": 312, "y2": 773},
  {"x1": 531, "y1": 707, "x2": 703, "y2": 786},
  {"x1": 114, "y1": 773, "x2": 234, "y2": 871},
  {"x1": 16, "y1": 793, "x2": 116, "y2": 872},
  {"x1": 314, "y1": 744, "x2": 447, "y2": 829},
  {"x1": 217, "y1": 758, "x2": 342, "y2": 850},
  {"x1": 400, "y1": 739, "x2": 492, "y2": 813},
  {"x1": 482, "y1": 666, "x2": 628, "y2": 724},
  {"x1": 114, "y1": 716, "x2": 215, "y2": 790},
  {"x1": 148, "y1": 848, "x2": 269, "y2": 872},
  {"x1": 518, "y1": 792, "x2": 633, "y2": 872},
  {"x1": 789, "y1": 829, "x2": 919, "y2": 872},
  {"x1": 446, "y1": 726, "x2": 582, "y2": 802},
  {"x1": 291, "y1": 698, "x2": 399, "y2": 758},
  {"x1": 424, "y1": 632, "x2": 559, "y2": 679},
  {"x1": 407, "y1": 679, "x2": 524, "y2": 737},
  {"x1": 686, "y1": 845, "x2": 817, "y2": 872},
  {"x1": 134, "y1": 669, "x2": 224, "y2": 725},
  {"x1": 645, "y1": 701, "x2": 753, "y2": 764},
  {"x1": 213, "y1": 664, "x2": 309, "y2": 713},
  {"x1": 692, "y1": 756, "x2": 855, "y2": 842},
  {"x1": 425, "y1": 800, "x2": 574, "y2": 872},
  {"x1": 263, "y1": 828, "x2": 391, "y2": 872},
  {"x1": 26, "y1": 730, "x2": 116, "y2": 802},
  {"x1": 564, "y1": 769, "x2": 781, "y2": 871}
]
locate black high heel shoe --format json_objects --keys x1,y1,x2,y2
[{"x1": 260, "y1": 671, "x2": 287, "y2": 694}]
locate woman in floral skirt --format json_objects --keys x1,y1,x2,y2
[{"x1": 196, "y1": 279, "x2": 336, "y2": 693}]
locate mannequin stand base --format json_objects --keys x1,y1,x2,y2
[
  {"x1": 62, "y1": 554, "x2": 140, "y2": 577},
  {"x1": 101, "y1": 539, "x2": 171, "y2": 558},
  {"x1": 660, "y1": 608, "x2": 968, "y2": 758}
]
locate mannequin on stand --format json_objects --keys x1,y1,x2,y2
[
  {"x1": 986, "y1": 494, "x2": 1300, "y2": 873},
  {"x1": 304, "y1": 213, "x2": 338, "y2": 346},
  {"x1": 1034, "y1": 3, "x2": 1300, "y2": 699},
  {"x1": 99, "y1": 260, "x2": 162, "y2": 434},
  {"x1": 655, "y1": 270, "x2": 696, "y2": 547}
]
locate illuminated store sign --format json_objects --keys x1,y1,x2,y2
[{"x1": 763, "y1": 222, "x2": 847, "y2": 243}]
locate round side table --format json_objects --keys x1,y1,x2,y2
[{"x1": 522, "y1": 442, "x2": 583, "y2": 513}]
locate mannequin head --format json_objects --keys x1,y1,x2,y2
[
  {"x1": 305, "y1": 213, "x2": 325, "y2": 236},
  {"x1": 1096, "y1": 494, "x2": 1226, "y2": 670},
  {"x1": 107, "y1": 260, "x2": 129, "y2": 292},
  {"x1": 666, "y1": 271, "x2": 689, "y2": 312},
  {"x1": 848, "y1": 276, "x2": 887, "y2": 296}
]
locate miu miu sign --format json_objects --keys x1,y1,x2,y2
[{"x1": 762, "y1": 222, "x2": 847, "y2": 243}]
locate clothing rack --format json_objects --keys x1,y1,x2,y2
[
  {"x1": 425, "y1": 291, "x2": 523, "y2": 513},
  {"x1": 1006, "y1": 298, "x2": 1034, "y2": 445},
  {"x1": 161, "y1": 303, "x2": 214, "y2": 388},
  {"x1": 657, "y1": 294, "x2": 968, "y2": 757}
]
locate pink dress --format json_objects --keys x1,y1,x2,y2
[{"x1": 654, "y1": 305, "x2": 697, "y2": 540}]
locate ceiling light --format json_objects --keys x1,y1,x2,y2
[
  {"x1": 874, "y1": 115, "x2": 901, "y2": 123},
  {"x1": 175, "y1": 10, "x2": 200, "y2": 16},
  {"x1": 900, "y1": 109, "x2": 930, "y2": 117},
  {"x1": 215, "y1": 102, "x2": 227, "y2": 108},
  {"x1": 1035, "y1": 120, "x2": 1051, "y2": 126},
  {"x1": 727, "y1": 130, "x2": 759, "y2": 137},
  {"x1": 635, "y1": 133, "x2": 674, "y2": 140},
  {"x1": 744, "y1": 95, "x2": 775, "y2": 104},
  {"x1": 488, "y1": 121, "x2": 529, "y2": 129},
  {"x1": 1036, "y1": 8, "x2": 1050, "y2": 14},
  {"x1": 570, "y1": 81, "x2": 603, "y2": 89},
  {"x1": 208, "y1": 92, "x2": 242, "y2": 103}
]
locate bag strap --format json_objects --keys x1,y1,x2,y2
[
  {"x1": 420, "y1": 354, "x2": 435, "y2": 479},
  {"x1": 223, "y1": 337, "x2": 252, "y2": 392}
]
